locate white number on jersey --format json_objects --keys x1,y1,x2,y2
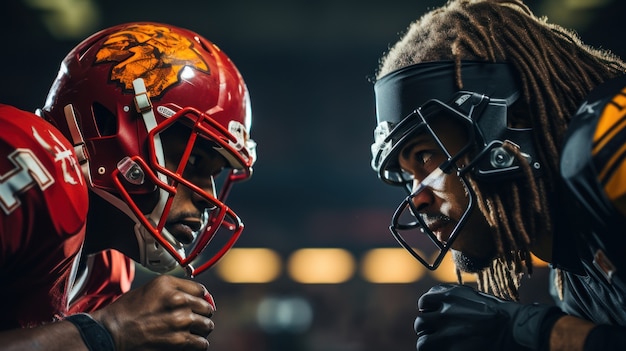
[{"x1": 0, "y1": 148, "x2": 53, "y2": 214}]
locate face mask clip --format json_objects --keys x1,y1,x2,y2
[{"x1": 117, "y1": 156, "x2": 146, "y2": 185}]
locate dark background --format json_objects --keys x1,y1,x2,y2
[{"x1": 2, "y1": 0, "x2": 624, "y2": 350}]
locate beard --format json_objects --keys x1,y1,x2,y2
[{"x1": 451, "y1": 249, "x2": 493, "y2": 273}]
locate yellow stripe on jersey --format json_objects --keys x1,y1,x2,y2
[
  {"x1": 592, "y1": 87, "x2": 626, "y2": 155},
  {"x1": 592, "y1": 87, "x2": 626, "y2": 216}
]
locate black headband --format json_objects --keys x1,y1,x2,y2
[{"x1": 374, "y1": 61, "x2": 520, "y2": 126}]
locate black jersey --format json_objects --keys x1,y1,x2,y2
[{"x1": 556, "y1": 75, "x2": 626, "y2": 326}]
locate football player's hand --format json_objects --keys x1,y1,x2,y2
[
  {"x1": 91, "y1": 275, "x2": 215, "y2": 351},
  {"x1": 414, "y1": 283, "x2": 563, "y2": 351}
]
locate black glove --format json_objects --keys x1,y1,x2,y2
[{"x1": 414, "y1": 283, "x2": 564, "y2": 351}]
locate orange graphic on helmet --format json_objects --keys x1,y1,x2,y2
[{"x1": 95, "y1": 23, "x2": 210, "y2": 98}]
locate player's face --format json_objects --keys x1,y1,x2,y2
[
  {"x1": 161, "y1": 125, "x2": 227, "y2": 246},
  {"x1": 397, "y1": 116, "x2": 496, "y2": 272}
]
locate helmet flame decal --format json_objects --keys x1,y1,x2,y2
[{"x1": 95, "y1": 24, "x2": 210, "y2": 98}]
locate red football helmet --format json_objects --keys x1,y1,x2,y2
[{"x1": 40, "y1": 22, "x2": 256, "y2": 277}]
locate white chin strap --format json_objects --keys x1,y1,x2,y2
[
  {"x1": 62, "y1": 78, "x2": 192, "y2": 274},
  {"x1": 66, "y1": 77, "x2": 187, "y2": 274},
  {"x1": 133, "y1": 219, "x2": 182, "y2": 274},
  {"x1": 131, "y1": 77, "x2": 186, "y2": 273},
  {"x1": 91, "y1": 186, "x2": 181, "y2": 274}
]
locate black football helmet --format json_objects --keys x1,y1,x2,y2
[{"x1": 371, "y1": 61, "x2": 540, "y2": 269}]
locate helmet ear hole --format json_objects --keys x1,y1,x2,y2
[
  {"x1": 507, "y1": 99, "x2": 531, "y2": 129},
  {"x1": 93, "y1": 102, "x2": 117, "y2": 137}
]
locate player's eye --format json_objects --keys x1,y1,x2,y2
[{"x1": 415, "y1": 150, "x2": 433, "y2": 165}]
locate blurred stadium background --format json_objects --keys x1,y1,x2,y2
[{"x1": 2, "y1": 0, "x2": 624, "y2": 350}]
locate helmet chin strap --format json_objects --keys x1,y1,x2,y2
[
  {"x1": 130, "y1": 77, "x2": 188, "y2": 273},
  {"x1": 62, "y1": 104, "x2": 93, "y2": 187},
  {"x1": 90, "y1": 186, "x2": 181, "y2": 274},
  {"x1": 59, "y1": 79, "x2": 189, "y2": 275},
  {"x1": 133, "y1": 217, "x2": 183, "y2": 274}
]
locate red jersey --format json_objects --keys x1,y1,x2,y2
[
  {"x1": 0, "y1": 104, "x2": 88, "y2": 329},
  {"x1": 68, "y1": 249, "x2": 135, "y2": 314}
]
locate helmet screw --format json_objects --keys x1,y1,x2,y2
[
  {"x1": 129, "y1": 168, "x2": 142, "y2": 180},
  {"x1": 98, "y1": 167, "x2": 106, "y2": 175},
  {"x1": 123, "y1": 106, "x2": 130, "y2": 112},
  {"x1": 490, "y1": 147, "x2": 514, "y2": 168}
]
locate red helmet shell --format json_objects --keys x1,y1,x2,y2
[
  {"x1": 42, "y1": 22, "x2": 253, "y2": 194},
  {"x1": 40, "y1": 22, "x2": 255, "y2": 276}
]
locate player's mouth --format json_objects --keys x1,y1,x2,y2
[
  {"x1": 423, "y1": 215, "x2": 453, "y2": 243},
  {"x1": 167, "y1": 218, "x2": 202, "y2": 245}
]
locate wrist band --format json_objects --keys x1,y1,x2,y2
[
  {"x1": 538, "y1": 307, "x2": 566, "y2": 351},
  {"x1": 65, "y1": 313, "x2": 116, "y2": 351}
]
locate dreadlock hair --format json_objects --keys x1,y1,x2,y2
[{"x1": 377, "y1": 0, "x2": 626, "y2": 300}]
